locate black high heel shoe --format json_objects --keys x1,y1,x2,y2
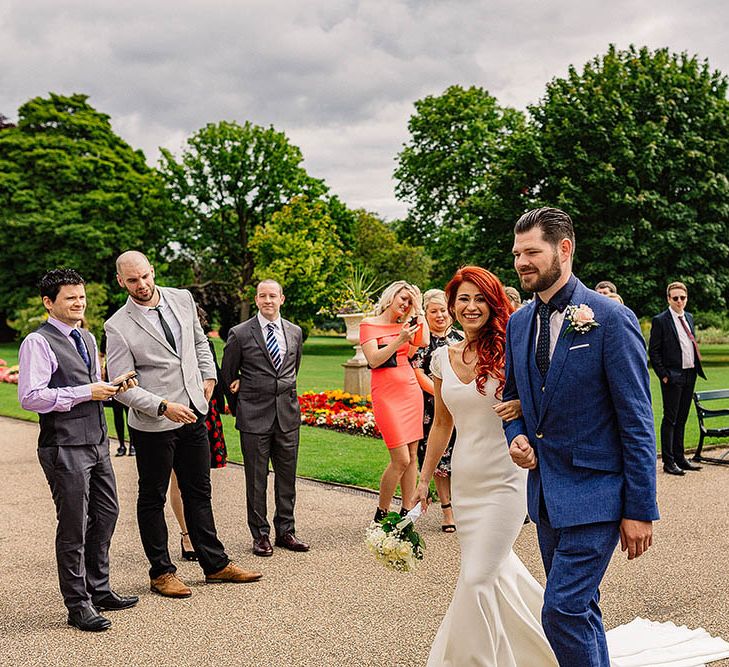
[
  {"x1": 373, "y1": 507, "x2": 387, "y2": 522},
  {"x1": 180, "y1": 532, "x2": 198, "y2": 561}
]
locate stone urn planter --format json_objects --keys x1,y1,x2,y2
[{"x1": 337, "y1": 312, "x2": 370, "y2": 395}]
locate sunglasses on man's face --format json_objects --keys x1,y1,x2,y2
[{"x1": 671, "y1": 295, "x2": 687, "y2": 302}]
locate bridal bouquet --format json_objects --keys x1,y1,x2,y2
[{"x1": 365, "y1": 504, "x2": 425, "y2": 572}]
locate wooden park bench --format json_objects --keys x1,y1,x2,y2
[{"x1": 691, "y1": 389, "x2": 729, "y2": 465}]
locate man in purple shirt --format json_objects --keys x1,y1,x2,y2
[{"x1": 18, "y1": 269, "x2": 138, "y2": 632}]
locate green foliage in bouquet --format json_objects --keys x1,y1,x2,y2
[{"x1": 380, "y1": 511, "x2": 426, "y2": 554}]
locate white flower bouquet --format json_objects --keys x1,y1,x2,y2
[{"x1": 365, "y1": 504, "x2": 425, "y2": 572}]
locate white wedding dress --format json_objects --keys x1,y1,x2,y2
[
  {"x1": 427, "y1": 347, "x2": 558, "y2": 666},
  {"x1": 427, "y1": 346, "x2": 729, "y2": 667}
]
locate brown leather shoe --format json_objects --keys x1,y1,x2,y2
[
  {"x1": 150, "y1": 572, "x2": 192, "y2": 598},
  {"x1": 205, "y1": 562, "x2": 262, "y2": 584},
  {"x1": 253, "y1": 535, "x2": 273, "y2": 557},
  {"x1": 275, "y1": 532, "x2": 310, "y2": 552}
]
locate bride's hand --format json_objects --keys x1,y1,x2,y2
[
  {"x1": 493, "y1": 399, "x2": 522, "y2": 421},
  {"x1": 413, "y1": 480, "x2": 431, "y2": 513}
]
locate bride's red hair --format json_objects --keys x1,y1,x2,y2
[{"x1": 445, "y1": 266, "x2": 514, "y2": 397}]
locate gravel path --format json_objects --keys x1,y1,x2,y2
[{"x1": 1, "y1": 416, "x2": 728, "y2": 667}]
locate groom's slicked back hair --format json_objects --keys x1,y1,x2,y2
[{"x1": 514, "y1": 207, "x2": 575, "y2": 249}]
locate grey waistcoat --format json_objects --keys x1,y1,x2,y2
[{"x1": 35, "y1": 323, "x2": 107, "y2": 447}]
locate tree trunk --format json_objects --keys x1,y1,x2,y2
[{"x1": 240, "y1": 299, "x2": 250, "y2": 321}]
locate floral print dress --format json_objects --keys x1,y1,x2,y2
[{"x1": 410, "y1": 329, "x2": 463, "y2": 477}]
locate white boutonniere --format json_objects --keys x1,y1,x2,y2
[{"x1": 564, "y1": 304, "x2": 599, "y2": 335}]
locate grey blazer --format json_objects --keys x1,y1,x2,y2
[
  {"x1": 221, "y1": 316, "x2": 303, "y2": 434},
  {"x1": 104, "y1": 287, "x2": 216, "y2": 432}
]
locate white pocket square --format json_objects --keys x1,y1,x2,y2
[{"x1": 569, "y1": 343, "x2": 590, "y2": 351}]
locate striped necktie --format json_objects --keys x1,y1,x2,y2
[{"x1": 266, "y1": 322, "x2": 282, "y2": 370}]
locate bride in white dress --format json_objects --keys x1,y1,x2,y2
[
  {"x1": 414, "y1": 267, "x2": 558, "y2": 667},
  {"x1": 414, "y1": 266, "x2": 729, "y2": 667}
]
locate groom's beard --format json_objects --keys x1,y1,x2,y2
[{"x1": 519, "y1": 251, "x2": 562, "y2": 294}]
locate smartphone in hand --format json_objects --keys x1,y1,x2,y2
[
  {"x1": 110, "y1": 370, "x2": 138, "y2": 387},
  {"x1": 409, "y1": 316, "x2": 418, "y2": 327}
]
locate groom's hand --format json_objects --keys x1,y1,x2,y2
[
  {"x1": 620, "y1": 519, "x2": 653, "y2": 560},
  {"x1": 509, "y1": 435, "x2": 537, "y2": 469}
]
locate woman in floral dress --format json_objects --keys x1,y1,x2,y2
[{"x1": 410, "y1": 289, "x2": 463, "y2": 532}]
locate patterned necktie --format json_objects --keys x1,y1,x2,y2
[
  {"x1": 536, "y1": 301, "x2": 552, "y2": 377},
  {"x1": 70, "y1": 329, "x2": 91, "y2": 370},
  {"x1": 678, "y1": 315, "x2": 702, "y2": 363},
  {"x1": 266, "y1": 322, "x2": 282, "y2": 370},
  {"x1": 152, "y1": 306, "x2": 177, "y2": 352}
]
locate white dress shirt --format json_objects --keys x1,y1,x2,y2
[
  {"x1": 669, "y1": 309, "x2": 695, "y2": 369},
  {"x1": 131, "y1": 292, "x2": 183, "y2": 352},
  {"x1": 257, "y1": 312, "x2": 287, "y2": 356}
]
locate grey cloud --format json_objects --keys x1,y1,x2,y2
[{"x1": 2, "y1": 0, "x2": 728, "y2": 220}]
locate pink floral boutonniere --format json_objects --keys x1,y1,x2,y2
[{"x1": 564, "y1": 304, "x2": 599, "y2": 335}]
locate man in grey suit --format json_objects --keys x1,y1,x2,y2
[
  {"x1": 222, "y1": 279, "x2": 308, "y2": 557},
  {"x1": 105, "y1": 251, "x2": 262, "y2": 598},
  {"x1": 18, "y1": 269, "x2": 139, "y2": 632}
]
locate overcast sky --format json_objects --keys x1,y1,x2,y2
[{"x1": 1, "y1": 1, "x2": 727, "y2": 220}]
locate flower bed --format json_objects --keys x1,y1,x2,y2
[
  {"x1": 0, "y1": 359, "x2": 18, "y2": 384},
  {"x1": 298, "y1": 390, "x2": 381, "y2": 439}
]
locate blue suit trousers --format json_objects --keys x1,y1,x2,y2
[{"x1": 537, "y1": 500, "x2": 620, "y2": 667}]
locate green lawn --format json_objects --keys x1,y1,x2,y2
[{"x1": 2, "y1": 337, "x2": 728, "y2": 490}]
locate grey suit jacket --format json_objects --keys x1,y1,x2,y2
[
  {"x1": 104, "y1": 287, "x2": 216, "y2": 432},
  {"x1": 221, "y1": 316, "x2": 302, "y2": 434}
]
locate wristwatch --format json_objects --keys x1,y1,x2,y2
[{"x1": 157, "y1": 400, "x2": 168, "y2": 416}]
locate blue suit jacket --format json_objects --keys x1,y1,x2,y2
[{"x1": 503, "y1": 278, "x2": 659, "y2": 528}]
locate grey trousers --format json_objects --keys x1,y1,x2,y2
[
  {"x1": 240, "y1": 424, "x2": 299, "y2": 539},
  {"x1": 38, "y1": 442, "x2": 119, "y2": 612}
]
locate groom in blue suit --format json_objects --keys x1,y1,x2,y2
[{"x1": 503, "y1": 207, "x2": 659, "y2": 666}]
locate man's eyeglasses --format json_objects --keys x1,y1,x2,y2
[{"x1": 671, "y1": 295, "x2": 687, "y2": 302}]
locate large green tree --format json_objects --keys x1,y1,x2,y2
[
  {"x1": 349, "y1": 210, "x2": 432, "y2": 290},
  {"x1": 0, "y1": 93, "x2": 173, "y2": 325},
  {"x1": 159, "y1": 120, "x2": 329, "y2": 328},
  {"x1": 523, "y1": 46, "x2": 729, "y2": 315},
  {"x1": 394, "y1": 85, "x2": 526, "y2": 283},
  {"x1": 249, "y1": 196, "x2": 347, "y2": 332}
]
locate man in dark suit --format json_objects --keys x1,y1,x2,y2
[
  {"x1": 18, "y1": 269, "x2": 139, "y2": 632},
  {"x1": 504, "y1": 208, "x2": 658, "y2": 666},
  {"x1": 221, "y1": 279, "x2": 308, "y2": 557},
  {"x1": 648, "y1": 281, "x2": 706, "y2": 475}
]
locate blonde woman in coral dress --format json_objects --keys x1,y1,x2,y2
[{"x1": 360, "y1": 281, "x2": 429, "y2": 522}]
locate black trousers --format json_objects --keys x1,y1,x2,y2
[
  {"x1": 38, "y1": 442, "x2": 119, "y2": 612},
  {"x1": 659, "y1": 368, "x2": 697, "y2": 466},
  {"x1": 130, "y1": 420, "x2": 229, "y2": 579},
  {"x1": 240, "y1": 423, "x2": 299, "y2": 539}
]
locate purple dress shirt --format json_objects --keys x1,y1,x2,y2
[{"x1": 18, "y1": 317, "x2": 98, "y2": 414}]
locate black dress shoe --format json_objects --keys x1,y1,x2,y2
[
  {"x1": 67, "y1": 607, "x2": 111, "y2": 632},
  {"x1": 663, "y1": 463, "x2": 686, "y2": 476},
  {"x1": 253, "y1": 535, "x2": 273, "y2": 557},
  {"x1": 677, "y1": 460, "x2": 702, "y2": 471},
  {"x1": 115, "y1": 446, "x2": 126, "y2": 456},
  {"x1": 128, "y1": 445, "x2": 136, "y2": 456},
  {"x1": 180, "y1": 532, "x2": 198, "y2": 561},
  {"x1": 275, "y1": 532, "x2": 310, "y2": 552},
  {"x1": 92, "y1": 591, "x2": 139, "y2": 611}
]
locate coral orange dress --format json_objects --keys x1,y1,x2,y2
[{"x1": 360, "y1": 321, "x2": 424, "y2": 448}]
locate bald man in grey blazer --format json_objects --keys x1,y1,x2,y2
[
  {"x1": 222, "y1": 279, "x2": 308, "y2": 557},
  {"x1": 105, "y1": 251, "x2": 262, "y2": 598}
]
